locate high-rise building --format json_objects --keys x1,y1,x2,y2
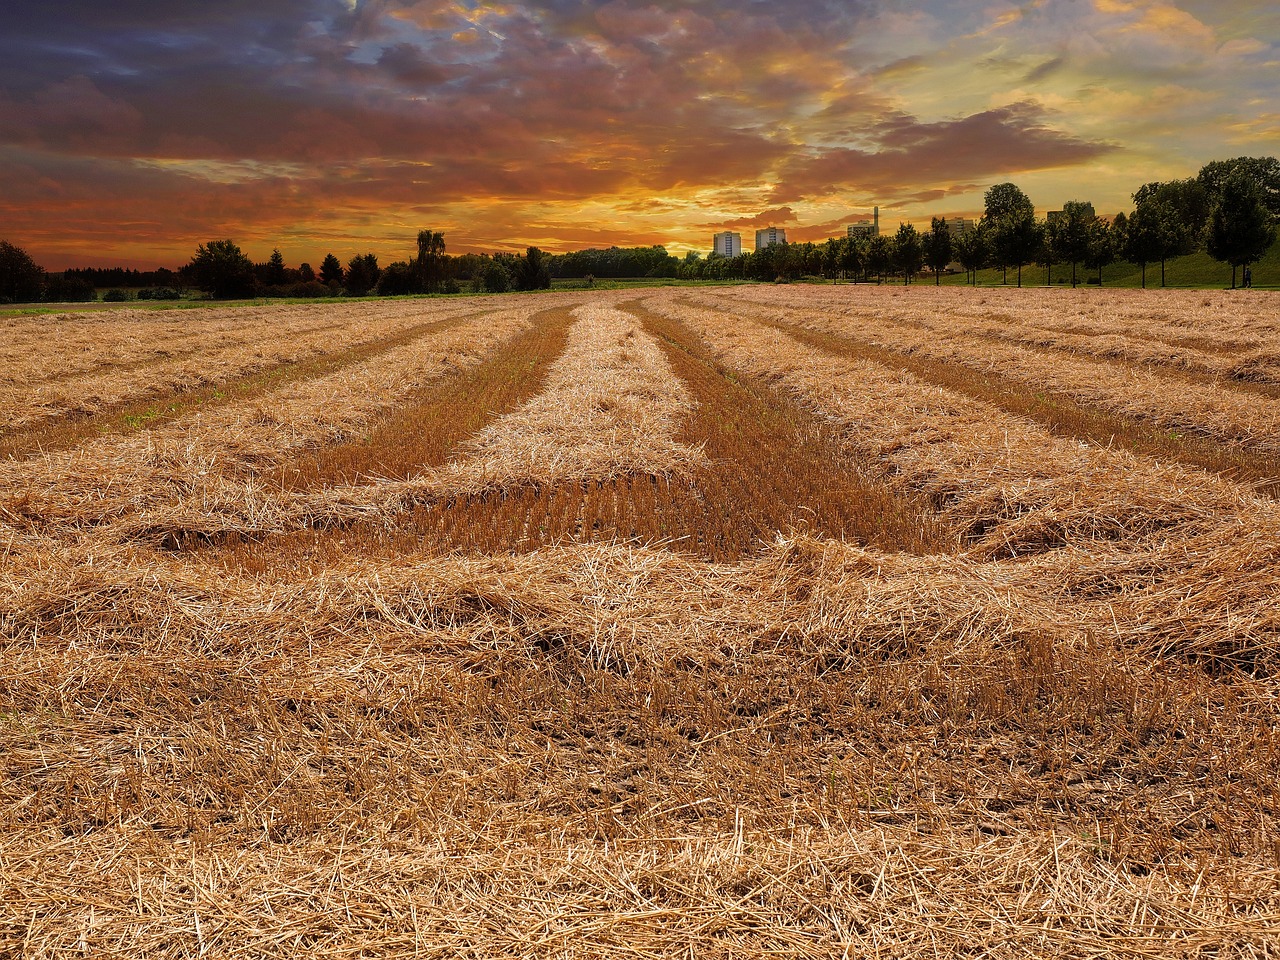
[
  {"x1": 943, "y1": 217, "x2": 976, "y2": 236},
  {"x1": 847, "y1": 207, "x2": 880, "y2": 238},
  {"x1": 755, "y1": 226, "x2": 787, "y2": 249},
  {"x1": 713, "y1": 232, "x2": 742, "y2": 257}
]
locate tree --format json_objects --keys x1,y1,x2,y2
[
  {"x1": 953, "y1": 224, "x2": 987, "y2": 285},
  {"x1": 924, "y1": 218, "x2": 952, "y2": 285},
  {"x1": 866, "y1": 234, "x2": 891, "y2": 283},
  {"x1": 345, "y1": 253, "x2": 380, "y2": 296},
  {"x1": 185, "y1": 239, "x2": 256, "y2": 299},
  {"x1": 1122, "y1": 204, "x2": 1161, "y2": 288},
  {"x1": 415, "y1": 230, "x2": 447, "y2": 293},
  {"x1": 299, "y1": 262, "x2": 315, "y2": 283},
  {"x1": 319, "y1": 253, "x2": 344, "y2": 286},
  {"x1": 984, "y1": 182, "x2": 1038, "y2": 286},
  {"x1": 0, "y1": 241, "x2": 46, "y2": 302},
  {"x1": 478, "y1": 258, "x2": 513, "y2": 293},
  {"x1": 1134, "y1": 180, "x2": 1209, "y2": 285},
  {"x1": 1050, "y1": 201, "x2": 1094, "y2": 287},
  {"x1": 892, "y1": 223, "x2": 923, "y2": 284},
  {"x1": 375, "y1": 261, "x2": 419, "y2": 296},
  {"x1": 1083, "y1": 217, "x2": 1116, "y2": 285},
  {"x1": 1206, "y1": 171, "x2": 1277, "y2": 288},
  {"x1": 514, "y1": 247, "x2": 552, "y2": 291},
  {"x1": 266, "y1": 248, "x2": 286, "y2": 286},
  {"x1": 1197, "y1": 157, "x2": 1280, "y2": 221}
]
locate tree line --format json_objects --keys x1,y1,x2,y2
[{"x1": 676, "y1": 156, "x2": 1277, "y2": 288}]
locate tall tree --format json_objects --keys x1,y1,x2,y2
[
  {"x1": 0, "y1": 240, "x2": 46, "y2": 302},
  {"x1": 1206, "y1": 172, "x2": 1277, "y2": 288},
  {"x1": 1197, "y1": 157, "x2": 1280, "y2": 221},
  {"x1": 345, "y1": 253, "x2": 380, "y2": 296},
  {"x1": 983, "y1": 182, "x2": 1037, "y2": 286},
  {"x1": 893, "y1": 223, "x2": 922, "y2": 284},
  {"x1": 924, "y1": 218, "x2": 952, "y2": 285},
  {"x1": 953, "y1": 224, "x2": 987, "y2": 285},
  {"x1": 866, "y1": 235, "x2": 891, "y2": 283},
  {"x1": 1051, "y1": 201, "x2": 1094, "y2": 287},
  {"x1": 514, "y1": 247, "x2": 552, "y2": 290},
  {"x1": 266, "y1": 248, "x2": 286, "y2": 286},
  {"x1": 1083, "y1": 217, "x2": 1116, "y2": 285},
  {"x1": 415, "y1": 230, "x2": 447, "y2": 293},
  {"x1": 185, "y1": 239, "x2": 256, "y2": 299},
  {"x1": 319, "y1": 253, "x2": 344, "y2": 286}
]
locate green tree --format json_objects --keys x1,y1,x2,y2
[
  {"x1": 866, "y1": 234, "x2": 891, "y2": 283},
  {"x1": 298, "y1": 262, "x2": 315, "y2": 283},
  {"x1": 0, "y1": 241, "x2": 46, "y2": 302},
  {"x1": 514, "y1": 247, "x2": 551, "y2": 291},
  {"x1": 1051, "y1": 201, "x2": 1094, "y2": 287},
  {"x1": 953, "y1": 224, "x2": 987, "y2": 285},
  {"x1": 1206, "y1": 171, "x2": 1277, "y2": 288},
  {"x1": 186, "y1": 239, "x2": 256, "y2": 299},
  {"x1": 983, "y1": 182, "x2": 1037, "y2": 286},
  {"x1": 479, "y1": 258, "x2": 513, "y2": 293},
  {"x1": 892, "y1": 223, "x2": 922, "y2": 284},
  {"x1": 924, "y1": 218, "x2": 952, "y2": 285},
  {"x1": 345, "y1": 253, "x2": 380, "y2": 296},
  {"x1": 319, "y1": 253, "x2": 344, "y2": 286},
  {"x1": 1197, "y1": 157, "x2": 1280, "y2": 221},
  {"x1": 415, "y1": 230, "x2": 447, "y2": 293},
  {"x1": 1083, "y1": 217, "x2": 1116, "y2": 285}
]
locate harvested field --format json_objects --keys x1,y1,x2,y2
[{"x1": 3, "y1": 288, "x2": 1279, "y2": 959}]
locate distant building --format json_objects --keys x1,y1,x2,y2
[
  {"x1": 847, "y1": 207, "x2": 880, "y2": 238},
  {"x1": 713, "y1": 232, "x2": 742, "y2": 257},
  {"x1": 755, "y1": 226, "x2": 787, "y2": 249},
  {"x1": 1046, "y1": 202, "x2": 1095, "y2": 224},
  {"x1": 943, "y1": 217, "x2": 976, "y2": 236}
]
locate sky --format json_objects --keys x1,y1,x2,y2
[{"x1": 1, "y1": 0, "x2": 1277, "y2": 269}]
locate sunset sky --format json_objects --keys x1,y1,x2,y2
[{"x1": 2, "y1": 0, "x2": 1277, "y2": 269}]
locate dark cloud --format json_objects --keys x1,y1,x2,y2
[
  {"x1": 771, "y1": 103, "x2": 1116, "y2": 203},
  {"x1": 0, "y1": 0, "x2": 1127, "y2": 265}
]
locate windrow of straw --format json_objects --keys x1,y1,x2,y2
[
  {"x1": 2, "y1": 535, "x2": 1277, "y2": 955},
  {"x1": 1, "y1": 299, "x2": 485, "y2": 435},
  {"x1": 697, "y1": 286, "x2": 1280, "y2": 451},
  {"x1": 643, "y1": 292, "x2": 1262, "y2": 558},
  {"x1": 0, "y1": 300, "x2": 574, "y2": 544},
  {"x1": 726, "y1": 284, "x2": 1280, "y2": 383},
  {"x1": 285, "y1": 303, "x2": 703, "y2": 526}
]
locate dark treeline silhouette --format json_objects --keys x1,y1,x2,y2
[{"x1": 1, "y1": 156, "x2": 1275, "y2": 303}]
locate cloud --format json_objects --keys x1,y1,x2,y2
[{"x1": 771, "y1": 102, "x2": 1116, "y2": 203}]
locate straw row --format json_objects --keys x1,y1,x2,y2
[
  {"x1": 726, "y1": 284, "x2": 1280, "y2": 381},
  {"x1": 0, "y1": 299, "x2": 578, "y2": 543},
  {"x1": 641, "y1": 292, "x2": 1260, "y2": 558},
  {"x1": 1, "y1": 299, "x2": 483, "y2": 435},
  {"x1": 698, "y1": 286, "x2": 1280, "y2": 450}
]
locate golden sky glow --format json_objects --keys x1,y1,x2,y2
[{"x1": 1, "y1": 0, "x2": 1277, "y2": 268}]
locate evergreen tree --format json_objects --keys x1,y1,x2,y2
[{"x1": 319, "y1": 253, "x2": 344, "y2": 286}]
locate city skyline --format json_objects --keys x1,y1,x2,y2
[{"x1": 2, "y1": 0, "x2": 1276, "y2": 269}]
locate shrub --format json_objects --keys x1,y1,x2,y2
[{"x1": 103, "y1": 288, "x2": 130, "y2": 302}]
